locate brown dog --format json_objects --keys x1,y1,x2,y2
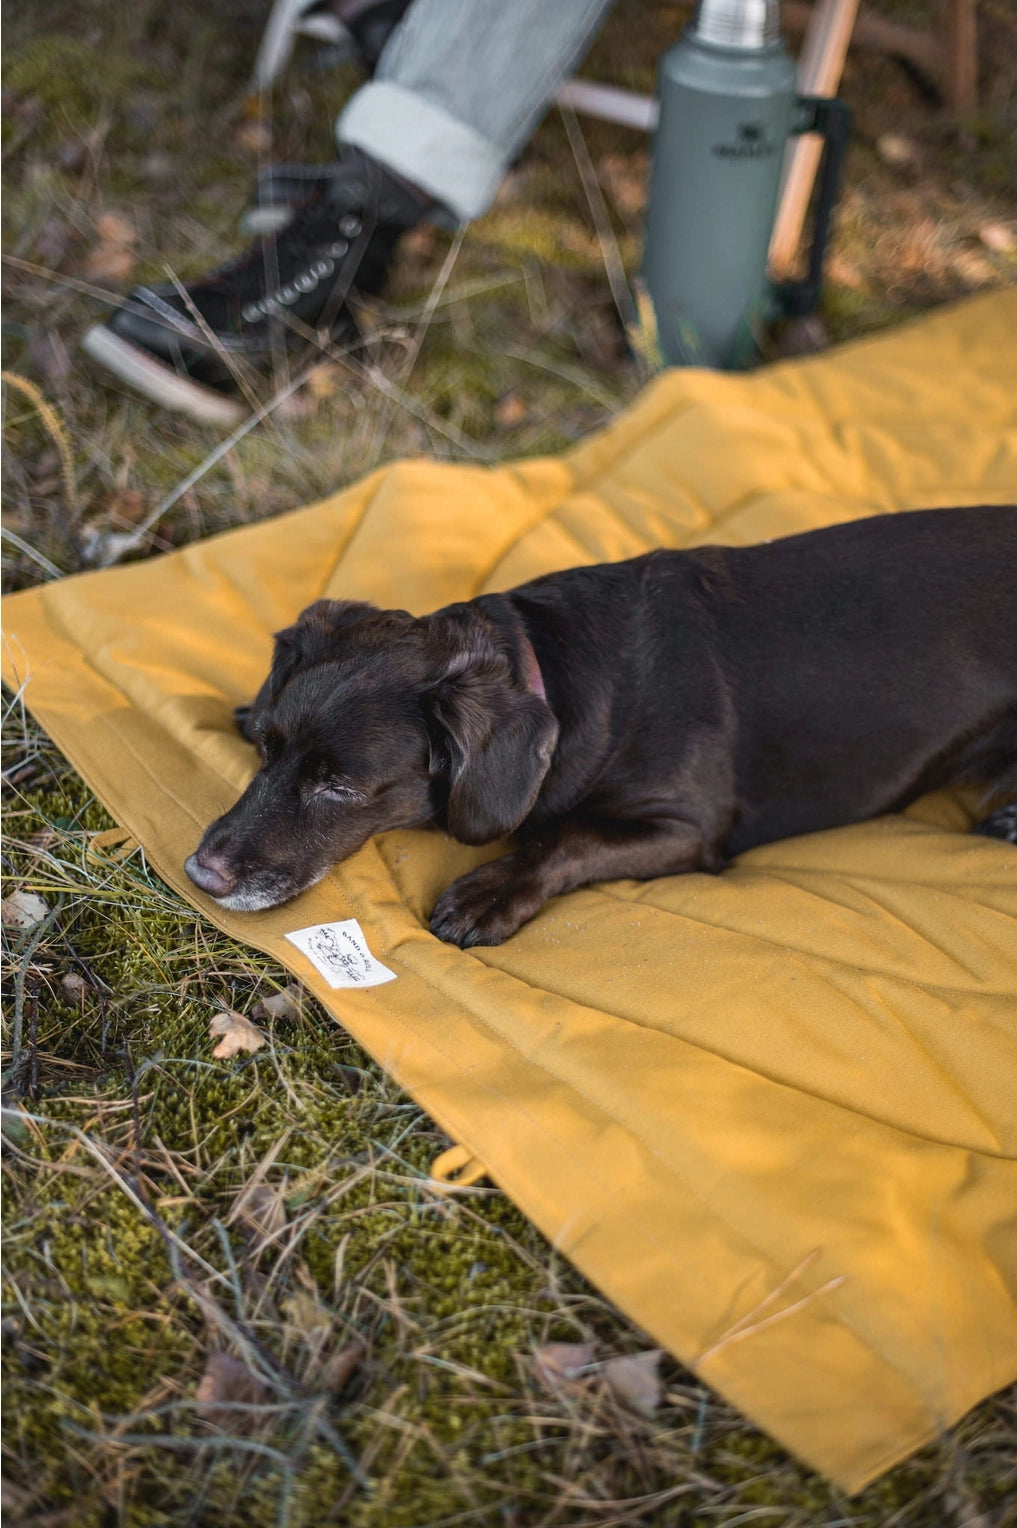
[{"x1": 186, "y1": 506, "x2": 1017, "y2": 946}]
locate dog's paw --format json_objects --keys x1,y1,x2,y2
[
  {"x1": 233, "y1": 703, "x2": 256, "y2": 742},
  {"x1": 429, "y1": 859, "x2": 545, "y2": 948},
  {"x1": 973, "y1": 802, "x2": 1017, "y2": 843}
]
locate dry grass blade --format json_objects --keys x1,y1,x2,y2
[
  {"x1": 1, "y1": 369, "x2": 77, "y2": 513},
  {"x1": 558, "y1": 101, "x2": 638, "y2": 337}
]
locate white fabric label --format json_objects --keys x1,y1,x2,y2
[{"x1": 284, "y1": 919, "x2": 396, "y2": 989}]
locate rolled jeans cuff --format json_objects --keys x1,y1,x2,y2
[{"x1": 337, "y1": 82, "x2": 505, "y2": 223}]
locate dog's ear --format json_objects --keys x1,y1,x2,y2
[
  {"x1": 267, "y1": 599, "x2": 378, "y2": 700},
  {"x1": 427, "y1": 607, "x2": 559, "y2": 845}
]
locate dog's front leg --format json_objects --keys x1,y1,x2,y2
[{"x1": 429, "y1": 816, "x2": 709, "y2": 948}]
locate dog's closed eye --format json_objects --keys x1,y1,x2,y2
[{"x1": 304, "y1": 779, "x2": 365, "y2": 804}]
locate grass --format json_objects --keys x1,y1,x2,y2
[{"x1": 3, "y1": 0, "x2": 1017, "y2": 1523}]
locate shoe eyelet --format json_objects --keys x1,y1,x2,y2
[
  {"x1": 328, "y1": 240, "x2": 349, "y2": 259},
  {"x1": 339, "y1": 214, "x2": 362, "y2": 238}
]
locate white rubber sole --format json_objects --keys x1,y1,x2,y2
[{"x1": 81, "y1": 324, "x2": 245, "y2": 428}]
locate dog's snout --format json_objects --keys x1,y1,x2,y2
[{"x1": 185, "y1": 849, "x2": 237, "y2": 900}]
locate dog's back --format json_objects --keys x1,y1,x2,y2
[{"x1": 689, "y1": 506, "x2": 1017, "y2": 851}]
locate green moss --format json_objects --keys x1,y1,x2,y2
[{"x1": 3, "y1": 36, "x2": 151, "y2": 123}]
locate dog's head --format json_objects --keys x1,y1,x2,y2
[{"x1": 185, "y1": 597, "x2": 559, "y2": 911}]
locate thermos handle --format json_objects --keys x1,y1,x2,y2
[{"x1": 772, "y1": 95, "x2": 852, "y2": 319}]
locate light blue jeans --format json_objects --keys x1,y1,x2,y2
[{"x1": 336, "y1": 0, "x2": 618, "y2": 221}]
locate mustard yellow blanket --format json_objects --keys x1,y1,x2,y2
[{"x1": 5, "y1": 292, "x2": 1016, "y2": 1491}]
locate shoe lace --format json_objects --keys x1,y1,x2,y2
[{"x1": 196, "y1": 190, "x2": 369, "y2": 307}]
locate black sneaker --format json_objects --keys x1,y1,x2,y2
[
  {"x1": 81, "y1": 148, "x2": 437, "y2": 425},
  {"x1": 241, "y1": 156, "x2": 459, "y2": 237},
  {"x1": 241, "y1": 162, "x2": 348, "y2": 236}
]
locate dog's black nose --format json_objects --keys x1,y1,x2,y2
[{"x1": 184, "y1": 849, "x2": 236, "y2": 899}]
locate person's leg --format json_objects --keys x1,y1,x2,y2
[
  {"x1": 340, "y1": 0, "x2": 618, "y2": 221},
  {"x1": 246, "y1": 0, "x2": 617, "y2": 231},
  {"x1": 82, "y1": 0, "x2": 617, "y2": 422}
]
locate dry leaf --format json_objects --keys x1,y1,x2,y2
[
  {"x1": 952, "y1": 250, "x2": 996, "y2": 285},
  {"x1": 85, "y1": 245, "x2": 136, "y2": 281},
  {"x1": 209, "y1": 1009, "x2": 267, "y2": 1059},
  {"x1": 495, "y1": 393, "x2": 528, "y2": 428},
  {"x1": 321, "y1": 1340, "x2": 366, "y2": 1396},
  {"x1": 104, "y1": 488, "x2": 149, "y2": 528},
  {"x1": 401, "y1": 225, "x2": 437, "y2": 260},
  {"x1": 85, "y1": 211, "x2": 139, "y2": 283},
  {"x1": 598, "y1": 152, "x2": 647, "y2": 217},
  {"x1": 235, "y1": 120, "x2": 272, "y2": 155},
  {"x1": 252, "y1": 985, "x2": 304, "y2": 1024},
  {"x1": 979, "y1": 221, "x2": 1016, "y2": 255},
  {"x1": 305, "y1": 365, "x2": 342, "y2": 401},
  {"x1": 876, "y1": 134, "x2": 918, "y2": 167},
  {"x1": 234, "y1": 1182, "x2": 286, "y2": 1242},
  {"x1": 1, "y1": 890, "x2": 51, "y2": 929},
  {"x1": 195, "y1": 1351, "x2": 269, "y2": 1432},
  {"x1": 602, "y1": 1349, "x2": 663, "y2": 1415},
  {"x1": 95, "y1": 211, "x2": 138, "y2": 247},
  {"x1": 826, "y1": 253, "x2": 865, "y2": 292},
  {"x1": 533, "y1": 1340, "x2": 596, "y2": 1390}
]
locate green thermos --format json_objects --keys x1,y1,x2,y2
[{"x1": 641, "y1": 0, "x2": 850, "y2": 369}]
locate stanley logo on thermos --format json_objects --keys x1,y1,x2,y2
[{"x1": 712, "y1": 122, "x2": 777, "y2": 159}]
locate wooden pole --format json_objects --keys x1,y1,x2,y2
[{"x1": 768, "y1": 0, "x2": 860, "y2": 277}]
